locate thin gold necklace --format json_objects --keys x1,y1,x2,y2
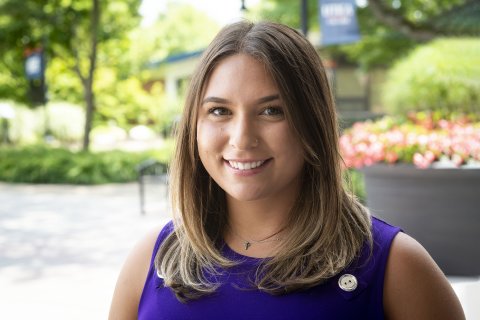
[{"x1": 228, "y1": 224, "x2": 286, "y2": 250}]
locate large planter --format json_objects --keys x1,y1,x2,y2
[{"x1": 362, "y1": 164, "x2": 480, "y2": 276}]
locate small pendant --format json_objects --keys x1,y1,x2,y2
[{"x1": 244, "y1": 241, "x2": 251, "y2": 250}]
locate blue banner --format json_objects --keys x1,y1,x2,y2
[
  {"x1": 25, "y1": 50, "x2": 44, "y2": 80},
  {"x1": 319, "y1": 0, "x2": 361, "y2": 46}
]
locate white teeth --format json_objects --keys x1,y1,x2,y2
[{"x1": 228, "y1": 160, "x2": 266, "y2": 170}]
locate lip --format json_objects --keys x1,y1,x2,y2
[{"x1": 224, "y1": 158, "x2": 272, "y2": 176}]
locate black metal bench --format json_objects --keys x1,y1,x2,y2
[{"x1": 136, "y1": 159, "x2": 168, "y2": 215}]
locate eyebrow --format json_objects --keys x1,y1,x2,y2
[{"x1": 201, "y1": 94, "x2": 281, "y2": 105}]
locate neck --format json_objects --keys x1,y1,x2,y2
[
  {"x1": 227, "y1": 197, "x2": 291, "y2": 235},
  {"x1": 224, "y1": 195, "x2": 296, "y2": 257}
]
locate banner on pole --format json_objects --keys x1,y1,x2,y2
[
  {"x1": 24, "y1": 48, "x2": 47, "y2": 105},
  {"x1": 25, "y1": 49, "x2": 45, "y2": 80},
  {"x1": 319, "y1": 0, "x2": 361, "y2": 46}
]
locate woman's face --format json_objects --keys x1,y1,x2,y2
[{"x1": 196, "y1": 54, "x2": 305, "y2": 203}]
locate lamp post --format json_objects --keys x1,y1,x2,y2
[
  {"x1": 24, "y1": 45, "x2": 50, "y2": 139},
  {"x1": 301, "y1": 0, "x2": 308, "y2": 36},
  {"x1": 24, "y1": 47, "x2": 47, "y2": 106}
]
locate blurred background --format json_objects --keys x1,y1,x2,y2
[{"x1": 0, "y1": 0, "x2": 479, "y2": 318}]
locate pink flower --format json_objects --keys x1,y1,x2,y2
[
  {"x1": 413, "y1": 152, "x2": 434, "y2": 169},
  {"x1": 339, "y1": 112, "x2": 480, "y2": 169},
  {"x1": 385, "y1": 152, "x2": 398, "y2": 163}
]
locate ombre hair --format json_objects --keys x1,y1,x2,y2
[{"x1": 155, "y1": 20, "x2": 372, "y2": 302}]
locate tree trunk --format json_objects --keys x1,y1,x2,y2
[
  {"x1": 82, "y1": 78, "x2": 95, "y2": 150},
  {"x1": 82, "y1": 0, "x2": 100, "y2": 151}
]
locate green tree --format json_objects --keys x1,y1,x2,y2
[
  {"x1": 247, "y1": 0, "x2": 319, "y2": 35},
  {"x1": 367, "y1": 0, "x2": 478, "y2": 41},
  {"x1": 124, "y1": 3, "x2": 221, "y2": 134},
  {"x1": 249, "y1": 0, "x2": 477, "y2": 69},
  {"x1": 129, "y1": 3, "x2": 220, "y2": 75},
  {"x1": 0, "y1": 0, "x2": 140, "y2": 150}
]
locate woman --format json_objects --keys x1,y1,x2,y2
[{"x1": 109, "y1": 21, "x2": 464, "y2": 319}]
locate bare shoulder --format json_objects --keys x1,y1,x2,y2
[
  {"x1": 383, "y1": 232, "x2": 465, "y2": 320},
  {"x1": 108, "y1": 225, "x2": 164, "y2": 320}
]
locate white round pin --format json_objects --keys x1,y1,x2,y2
[{"x1": 338, "y1": 274, "x2": 358, "y2": 292}]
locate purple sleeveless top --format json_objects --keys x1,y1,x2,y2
[{"x1": 138, "y1": 217, "x2": 401, "y2": 320}]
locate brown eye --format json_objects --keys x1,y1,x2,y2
[
  {"x1": 208, "y1": 107, "x2": 231, "y2": 116},
  {"x1": 262, "y1": 106, "x2": 284, "y2": 117}
]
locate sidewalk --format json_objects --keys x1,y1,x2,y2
[
  {"x1": 0, "y1": 182, "x2": 170, "y2": 319},
  {"x1": 0, "y1": 182, "x2": 478, "y2": 319}
]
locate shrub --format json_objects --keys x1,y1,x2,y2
[
  {"x1": 3, "y1": 101, "x2": 86, "y2": 145},
  {"x1": 0, "y1": 145, "x2": 173, "y2": 184},
  {"x1": 4, "y1": 101, "x2": 43, "y2": 144},
  {"x1": 382, "y1": 38, "x2": 480, "y2": 116},
  {"x1": 46, "y1": 102, "x2": 85, "y2": 143}
]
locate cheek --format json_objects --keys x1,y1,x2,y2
[
  {"x1": 274, "y1": 125, "x2": 305, "y2": 167},
  {"x1": 196, "y1": 120, "x2": 225, "y2": 159},
  {"x1": 273, "y1": 124, "x2": 303, "y2": 153}
]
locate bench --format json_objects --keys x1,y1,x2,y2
[{"x1": 136, "y1": 159, "x2": 168, "y2": 215}]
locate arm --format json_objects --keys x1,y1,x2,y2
[
  {"x1": 384, "y1": 232, "x2": 465, "y2": 320},
  {"x1": 108, "y1": 227, "x2": 161, "y2": 320}
]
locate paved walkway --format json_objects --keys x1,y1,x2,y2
[
  {"x1": 0, "y1": 182, "x2": 479, "y2": 319},
  {"x1": 0, "y1": 182, "x2": 170, "y2": 319}
]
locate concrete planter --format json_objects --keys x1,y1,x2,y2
[{"x1": 362, "y1": 164, "x2": 480, "y2": 276}]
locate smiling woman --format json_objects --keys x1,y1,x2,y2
[
  {"x1": 197, "y1": 54, "x2": 305, "y2": 210},
  {"x1": 109, "y1": 21, "x2": 465, "y2": 320}
]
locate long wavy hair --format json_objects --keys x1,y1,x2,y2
[{"x1": 155, "y1": 21, "x2": 372, "y2": 302}]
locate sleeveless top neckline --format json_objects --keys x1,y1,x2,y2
[
  {"x1": 138, "y1": 216, "x2": 401, "y2": 320},
  {"x1": 220, "y1": 241, "x2": 269, "y2": 264}
]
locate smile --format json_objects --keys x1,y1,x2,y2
[{"x1": 227, "y1": 159, "x2": 270, "y2": 170}]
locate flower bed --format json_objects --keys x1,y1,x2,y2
[{"x1": 340, "y1": 112, "x2": 480, "y2": 169}]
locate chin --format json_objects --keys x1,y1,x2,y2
[{"x1": 226, "y1": 190, "x2": 265, "y2": 202}]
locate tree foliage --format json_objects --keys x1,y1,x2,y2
[
  {"x1": 1, "y1": 1, "x2": 229, "y2": 151},
  {"x1": 367, "y1": 0, "x2": 477, "y2": 40},
  {"x1": 249, "y1": 0, "x2": 475, "y2": 69},
  {"x1": 248, "y1": 0, "x2": 318, "y2": 30},
  {"x1": 130, "y1": 3, "x2": 220, "y2": 74},
  {"x1": 382, "y1": 38, "x2": 480, "y2": 116},
  {"x1": 0, "y1": 0, "x2": 141, "y2": 149}
]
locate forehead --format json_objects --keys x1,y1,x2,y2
[{"x1": 202, "y1": 54, "x2": 279, "y2": 102}]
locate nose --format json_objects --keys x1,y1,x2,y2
[{"x1": 228, "y1": 115, "x2": 259, "y2": 150}]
